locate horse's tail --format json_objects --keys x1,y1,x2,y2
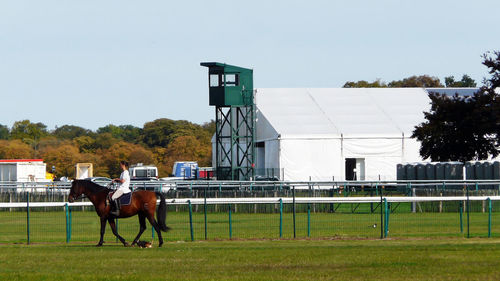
[{"x1": 155, "y1": 192, "x2": 170, "y2": 232}]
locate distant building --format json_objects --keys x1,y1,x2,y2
[
  {"x1": 0, "y1": 159, "x2": 47, "y2": 182},
  {"x1": 214, "y1": 87, "x2": 479, "y2": 181}
]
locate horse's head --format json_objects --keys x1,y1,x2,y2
[{"x1": 68, "y1": 180, "x2": 84, "y2": 203}]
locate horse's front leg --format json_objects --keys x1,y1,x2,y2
[
  {"x1": 97, "y1": 217, "x2": 106, "y2": 247},
  {"x1": 108, "y1": 218, "x2": 129, "y2": 247}
]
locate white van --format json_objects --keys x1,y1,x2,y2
[{"x1": 129, "y1": 163, "x2": 158, "y2": 179}]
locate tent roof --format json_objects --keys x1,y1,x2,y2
[{"x1": 255, "y1": 88, "x2": 432, "y2": 139}]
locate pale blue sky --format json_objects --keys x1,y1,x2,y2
[{"x1": 1, "y1": 0, "x2": 499, "y2": 130}]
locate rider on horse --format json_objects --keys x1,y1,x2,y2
[{"x1": 111, "y1": 160, "x2": 131, "y2": 216}]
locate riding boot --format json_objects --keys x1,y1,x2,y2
[{"x1": 111, "y1": 199, "x2": 120, "y2": 216}]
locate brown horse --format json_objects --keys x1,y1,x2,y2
[{"x1": 68, "y1": 180, "x2": 170, "y2": 247}]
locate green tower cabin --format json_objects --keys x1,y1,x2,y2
[{"x1": 200, "y1": 62, "x2": 255, "y2": 180}]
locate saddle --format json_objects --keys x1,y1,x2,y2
[{"x1": 106, "y1": 192, "x2": 133, "y2": 207}]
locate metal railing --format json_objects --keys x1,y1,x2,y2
[{"x1": 1, "y1": 187, "x2": 499, "y2": 244}]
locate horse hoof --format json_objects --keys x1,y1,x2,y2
[
  {"x1": 123, "y1": 243, "x2": 130, "y2": 247},
  {"x1": 96, "y1": 243, "x2": 103, "y2": 247}
]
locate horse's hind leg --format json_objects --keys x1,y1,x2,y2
[
  {"x1": 108, "y1": 218, "x2": 129, "y2": 247},
  {"x1": 146, "y1": 213, "x2": 163, "y2": 247},
  {"x1": 132, "y1": 213, "x2": 147, "y2": 246}
]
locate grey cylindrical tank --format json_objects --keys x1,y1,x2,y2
[
  {"x1": 397, "y1": 164, "x2": 406, "y2": 180},
  {"x1": 474, "y1": 162, "x2": 484, "y2": 180},
  {"x1": 493, "y1": 162, "x2": 500, "y2": 179},
  {"x1": 483, "y1": 162, "x2": 493, "y2": 180},
  {"x1": 406, "y1": 164, "x2": 416, "y2": 181},
  {"x1": 465, "y1": 162, "x2": 475, "y2": 180},
  {"x1": 416, "y1": 164, "x2": 426, "y2": 180},
  {"x1": 435, "y1": 163, "x2": 445, "y2": 180},
  {"x1": 425, "y1": 163, "x2": 435, "y2": 180},
  {"x1": 444, "y1": 162, "x2": 463, "y2": 180}
]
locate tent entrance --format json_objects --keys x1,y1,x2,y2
[{"x1": 345, "y1": 158, "x2": 365, "y2": 180}]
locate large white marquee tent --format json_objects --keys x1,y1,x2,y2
[{"x1": 253, "y1": 88, "x2": 465, "y2": 181}]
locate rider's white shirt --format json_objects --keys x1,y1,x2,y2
[{"x1": 118, "y1": 170, "x2": 131, "y2": 194}]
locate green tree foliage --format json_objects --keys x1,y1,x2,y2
[
  {"x1": 343, "y1": 79, "x2": 387, "y2": 88},
  {"x1": 388, "y1": 75, "x2": 443, "y2": 87},
  {"x1": 483, "y1": 51, "x2": 500, "y2": 90},
  {"x1": 94, "y1": 133, "x2": 118, "y2": 150},
  {"x1": 10, "y1": 120, "x2": 48, "y2": 141},
  {"x1": 53, "y1": 125, "x2": 93, "y2": 140},
  {"x1": 201, "y1": 120, "x2": 216, "y2": 135},
  {"x1": 412, "y1": 51, "x2": 500, "y2": 161},
  {"x1": 97, "y1": 124, "x2": 142, "y2": 143},
  {"x1": 444, "y1": 74, "x2": 477, "y2": 87},
  {"x1": 0, "y1": 124, "x2": 9, "y2": 140},
  {"x1": 142, "y1": 118, "x2": 210, "y2": 148},
  {"x1": 343, "y1": 75, "x2": 451, "y2": 88}
]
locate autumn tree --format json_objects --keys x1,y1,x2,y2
[
  {"x1": 40, "y1": 144, "x2": 83, "y2": 177},
  {"x1": 0, "y1": 140, "x2": 33, "y2": 159},
  {"x1": 142, "y1": 118, "x2": 210, "y2": 148},
  {"x1": 73, "y1": 136, "x2": 96, "y2": 153},
  {"x1": 98, "y1": 142, "x2": 155, "y2": 178},
  {"x1": 158, "y1": 136, "x2": 211, "y2": 175}
]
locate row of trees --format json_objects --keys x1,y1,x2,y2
[
  {"x1": 0, "y1": 119, "x2": 215, "y2": 178},
  {"x1": 343, "y1": 74, "x2": 477, "y2": 88}
]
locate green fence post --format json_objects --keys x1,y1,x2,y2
[
  {"x1": 228, "y1": 204, "x2": 232, "y2": 239},
  {"x1": 188, "y1": 200, "x2": 194, "y2": 241},
  {"x1": 384, "y1": 198, "x2": 388, "y2": 238},
  {"x1": 488, "y1": 198, "x2": 492, "y2": 238},
  {"x1": 69, "y1": 205, "x2": 72, "y2": 241},
  {"x1": 26, "y1": 193, "x2": 30, "y2": 245},
  {"x1": 279, "y1": 198, "x2": 283, "y2": 238},
  {"x1": 307, "y1": 203, "x2": 311, "y2": 237},
  {"x1": 467, "y1": 185, "x2": 470, "y2": 238},
  {"x1": 379, "y1": 185, "x2": 383, "y2": 239},
  {"x1": 292, "y1": 186, "x2": 296, "y2": 239},
  {"x1": 204, "y1": 186, "x2": 207, "y2": 240},
  {"x1": 388, "y1": 202, "x2": 391, "y2": 226},
  {"x1": 459, "y1": 201, "x2": 463, "y2": 234},
  {"x1": 65, "y1": 203, "x2": 70, "y2": 243}
]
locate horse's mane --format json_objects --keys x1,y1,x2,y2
[{"x1": 74, "y1": 179, "x2": 109, "y2": 194}]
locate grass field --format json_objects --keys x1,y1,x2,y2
[
  {"x1": 1, "y1": 239, "x2": 500, "y2": 280},
  {"x1": 2, "y1": 203, "x2": 500, "y2": 280},
  {"x1": 1, "y1": 202, "x2": 499, "y2": 243}
]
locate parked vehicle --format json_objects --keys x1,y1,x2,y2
[
  {"x1": 129, "y1": 163, "x2": 158, "y2": 180},
  {"x1": 172, "y1": 161, "x2": 198, "y2": 179},
  {"x1": 84, "y1": 177, "x2": 112, "y2": 187}
]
